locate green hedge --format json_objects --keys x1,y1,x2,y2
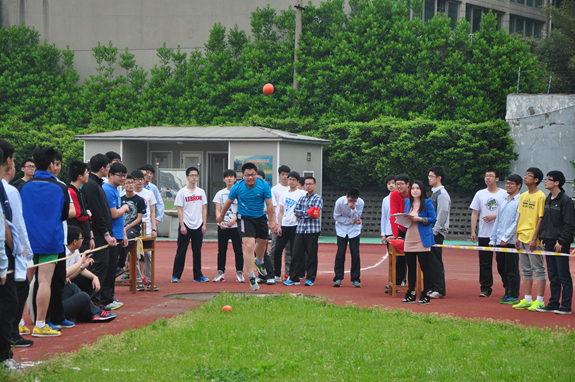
[{"x1": 250, "y1": 116, "x2": 517, "y2": 193}]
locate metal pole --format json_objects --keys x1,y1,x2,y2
[
  {"x1": 547, "y1": 76, "x2": 552, "y2": 94},
  {"x1": 516, "y1": 67, "x2": 521, "y2": 94},
  {"x1": 155, "y1": 162, "x2": 160, "y2": 187},
  {"x1": 293, "y1": 0, "x2": 303, "y2": 91}
]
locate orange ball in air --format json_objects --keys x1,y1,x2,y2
[
  {"x1": 263, "y1": 83, "x2": 274, "y2": 95},
  {"x1": 222, "y1": 305, "x2": 233, "y2": 312}
]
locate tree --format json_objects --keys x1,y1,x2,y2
[{"x1": 535, "y1": 0, "x2": 575, "y2": 93}]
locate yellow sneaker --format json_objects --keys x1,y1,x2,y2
[
  {"x1": 512, "y1": 299, "x2": 533, "y2": 309},
  {"x1": 32, "y1": 325, "x2": 61, "y2": 337},
  {"x1": 19, "y1": 325, "x2": 31, "y2": 335},
  {"x1": 527, "y1": 300, "x2": 545, "y2": 312}
]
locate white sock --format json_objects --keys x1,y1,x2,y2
[
  {"x1": 19, "y1": 319, "x2": 25, "y2": 327},
  {"x1": 536, "y1": 296, "x2": 544, "y2": 303},
  {"x1": 35, "y1": 321, "x2": 45, "y2": 329},
  {"x1": 248, "y1": 272, "x2": 255, "y2": 278},
  {"x1": 525, "y1": 295, "x2": 532, "y2": 303}
]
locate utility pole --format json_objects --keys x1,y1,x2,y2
[{"x1": 293, "y1": 0, "x2": 303, "y2": 91}]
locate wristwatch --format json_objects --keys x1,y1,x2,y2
[
  {"x1": 79, "y1": 264, "x2": 85, "y2": 271},
  {"x1": 152, "y1": 229, "x2": 157, "y2": 232},
  {"x1": 90, "y1": 237, "x2": 95, "y2": 240}
]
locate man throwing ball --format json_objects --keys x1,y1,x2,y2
[{"x1": 217, "y1": 163, "x2": 275, "y2": 291}]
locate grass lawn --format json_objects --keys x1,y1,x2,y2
[{"x1": 6, "y1": 293, "x2": 575, "y2": 381}]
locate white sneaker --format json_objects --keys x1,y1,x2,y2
[
  {"x1": 213, "y1": 272, "x2": 225, "y2": 282},
  {"x1": 266, "y1": 278, "x2": 275, "y2": 285},
  {"x1": 2, "y1": 359, "x2": 20, "y2": 372},
  {"x1": 236, "y1": 271, "x2": 245, "y2": 283},
  {"x1": 105, "y1": 301, "x2": 123, "y2": 310},
  {"x1": 429, "y1": 291, "x2": 444, "y2": 299},
  {"x1": 274, "y1": 276, "x2": 282, "y2": 282}
]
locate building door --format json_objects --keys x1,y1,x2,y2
[
  {"x1": 150, "y1": 151, "x2": 173, "y2": 184},
  {"x1": 181, "y1": 152, "x2": 203, "y2": 187},
  {"x1": 208, "y1": 153, "x2": 228, "y2": 215}
]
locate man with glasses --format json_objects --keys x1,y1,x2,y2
[
  {"x1": 535, "y1": 171, "x2": 575, "y2": 314},
  {"x1": 389, "y1": 174, "x2": 411, "y2": 286},
  {"x1": 488, "y1": 174, "x2": 522, "y2": 305},
  {"x1": 125, "y1": 170, "x2": 157, "y2": 290},
  {"x1": 12, "y1": 158, "x2": 34, "y2": 189},
  {"x1": 119, "y1": 175, "x2": 145, "y2": 278},
  {"x1": 274, "y1": 171, "x2": 306, "y2": 282},
  {"x1": 512, "y1": 167, "x2": 547, "y2": 312},
  {"x1": 284, "y1": 176, "x2": 323, "y2": 286},
  {"x1": 171, "y1": 166, "x2": 208, "y2": 284},
  {"x1": 217, "y1": 162, "x2": 275, "y2": 291},
  {"x1": 428, "y1": 167, "x2": 451, "y2": 299},
  {"x1": 469, "y1": 169, "x2": 507, "y2": 297},
  {"x1": 102, "y1": 163, "x2": 129, "y2": 309}
]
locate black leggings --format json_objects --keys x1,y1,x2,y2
[{"x1": 405, "y1": 251, "x2": 432, "y2": 296}]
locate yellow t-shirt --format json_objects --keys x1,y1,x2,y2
[{"x1": 516, "y1": 190, "x2": 546, "y2": 244}]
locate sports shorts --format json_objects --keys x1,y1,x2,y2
[{"x1": 238, "y1": 215, "x2": 269, "y2": 240}]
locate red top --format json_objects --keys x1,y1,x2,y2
[
  {"x1": 69, "y1": 186, "x2": 89, "y2": 222},
  {"x1": 389, "y1": 189, "x2": 409, "y2": 238}
]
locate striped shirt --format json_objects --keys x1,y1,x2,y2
[{"x1": 294, "y1": 192, "x2": 323, "y2": 234}]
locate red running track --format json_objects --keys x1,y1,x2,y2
[{"x1": 14, "y1": 241, "x2": 575, "y2": 366}]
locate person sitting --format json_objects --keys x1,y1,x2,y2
[{"x1": 64, "y1": 226, "x2": 116, "y2": 322}]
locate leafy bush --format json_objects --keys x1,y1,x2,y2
[{"x1": 252, "y1": 116, "x2": 517, "y2": 193}]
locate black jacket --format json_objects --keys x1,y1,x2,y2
[
  {"x1": 81, "y1": 173, "x2": 113, "y2": 236},
  {"x1": 539, "y1": 190, "x2": 575, "y2": 246}
]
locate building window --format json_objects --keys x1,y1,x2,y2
[
  {"x1": 446, "y1": 2, "x2": 459, "y2": 29},
  {"x1": 424, "y1": 0, "x2": 435, "y2": 21}
]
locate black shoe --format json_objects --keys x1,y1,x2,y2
[
  {"x1": 115, "y1": 267, "x2": 125, "y2": 278},
  {"x1": 418, "y1": 295, "x2": 430, "y2": 305},
  {"x1": 11, "y1": 336, "x2": 34, "y2": 348},
  {"x1": 401, "y1": 291, "x2": 416, "y2": 303},
  {"x1": 385, "y1": 285, "x2": 389, "y2": 294}
]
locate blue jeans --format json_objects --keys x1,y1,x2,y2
[{"x1": 544, "y1": 242, "x2": 573, "y2": 311}]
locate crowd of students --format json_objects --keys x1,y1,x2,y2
[
  {"x1": 0, "y1": 142, "x2": 165, "y2": 371},
  {"x1": 380, "y1": 167, "x2": 575, "y2": 313},
  {"x1": 1, "y1": 141, "x2": 573, "y2": 371}
]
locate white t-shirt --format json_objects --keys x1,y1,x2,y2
[
  {"x1": 279, "y1": 189, "x2": 306, "y2": 227},
  {"x1": 469, "y1": 188, "x2": 508, "y2": 238},
  {"x1": 135, "y1": 188, "x2": 157, "y2": 235},
  {"x1": 213, "y1": 188, "x2": 238, "y2": 228},
  {"x1": 271, "y1": 184, "x2": 289, "y2": 223},
  {"x1": 175, "y1": 187, "x2": 207, "y2": 230},
  {"x1": 66, "y1": 247, "x2": 80, "y2": 268}
]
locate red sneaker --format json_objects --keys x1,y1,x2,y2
[
  {"x1": 282, "y1": 274, "x2": 289, "y2": 282},
  {"x1": 92, "y1": 310, "x2": 117, "y2": 322}
]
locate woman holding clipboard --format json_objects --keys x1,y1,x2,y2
[{"x1": 400, "y1": 180, "x2": 437, "y2": 305}]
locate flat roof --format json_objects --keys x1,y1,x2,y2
[{"x1": 76, "y1": 126, "x2": 330, "y2": 144}]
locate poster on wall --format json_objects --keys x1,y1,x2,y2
[{"x1": 234, "y1": 155, "x2": 273, "y2": 186}]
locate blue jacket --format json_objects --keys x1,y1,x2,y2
[
  {"x1": 404, "y1": 198, "x2": 437, "y2": 248},
  {"x1": 19, "y1": 170, "x2": 70, "y2": 254}
]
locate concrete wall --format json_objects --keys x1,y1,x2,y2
[
  {"x1": 83, "y1": 140, "x2": 121, "y2": 162},
  {"x1": 506, "y1": 94, "x2": 575, "y2": 197},
  {"x1": 0, "y1": 0, "x2": 326, "y2": 81},
  {"x1": 279, "y1": 141, "x2": 323, "y2": 195}
]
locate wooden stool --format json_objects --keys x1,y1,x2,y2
[
  {"x1": 114, "y1": 236, "x2": 156, "y2": 293},
  {"x1": 141, "y1": 236, "x2": 156, "y2": 291},
  {"x1": 388, "y1": 244, "x2": 422, "y2": 297},
  {"x1": 115, "y1": 239, "x2": 139, "y2": 294}
]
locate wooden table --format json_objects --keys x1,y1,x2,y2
[
  {"x1": 115, "y1": 236, "x2": 156, "y2": 294},
  {"x1": 388, "y1": 243, "x2": 422, "y2": 297}
]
